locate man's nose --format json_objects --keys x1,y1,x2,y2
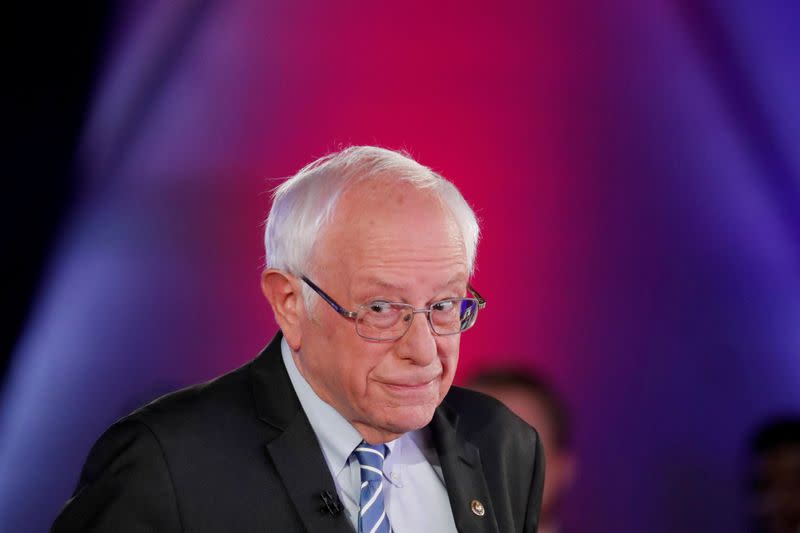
[{"x1": 396, "y1": 311, "x2": 437, "y2": 365}]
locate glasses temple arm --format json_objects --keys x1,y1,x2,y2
[
  {"x1": 301, "y1": 276, "x2": 358, "y2": 318},
  {"x1": 468, "y1": 284, "x2": 487, "y2": 308}
]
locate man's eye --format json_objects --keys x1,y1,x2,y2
[
  {"x1": 368, "y1": 301, "x2": 392, "y2": 313},
  {"x1": 432, "y1": 300, "x2": 456, "y2": 312}
]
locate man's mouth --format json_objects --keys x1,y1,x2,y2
[{"x1": 377, "y1": 377, "x2": 439, "y2": 393}]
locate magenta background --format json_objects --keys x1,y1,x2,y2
[{"x1": 2, "y1": 1, "x2": 799, "y2": 531}]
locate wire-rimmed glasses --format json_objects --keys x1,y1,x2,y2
[{"x1": 301, "y1": 276, "x2": 486, "y2": 342}]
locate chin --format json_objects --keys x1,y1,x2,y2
[{"x1": 382, "y1": 403, "x2": 438, "y2": 434}]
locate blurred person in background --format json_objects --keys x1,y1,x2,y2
[
  {"x1": 469, "y1": 369, "x2": 576, "y2": 533},
  {"x1": 749, "y1": 417, "x2": 800, "y2": 533}
]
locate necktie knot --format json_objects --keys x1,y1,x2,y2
[{"x1": 353, "y1": 442, "x2": 388, "y2": 483}]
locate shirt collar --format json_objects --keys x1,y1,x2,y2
[{"x1": 280, "y1": 337, "x2": 364, "y2": 477}]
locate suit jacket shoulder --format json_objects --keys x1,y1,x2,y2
[
  {"x1": 53, "y1": 335, "x2": 348, "y2": 533},
  {"x1": 443, "y1": 384, "x2": 541, "y2": 461}
]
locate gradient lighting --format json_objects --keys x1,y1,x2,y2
[{"x1": 1, "y1": 2, "x2": 799, "y2": 532}]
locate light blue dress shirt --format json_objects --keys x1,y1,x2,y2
[{"x1": 281, "y1": 338, "x2": 458, "y2": 533}]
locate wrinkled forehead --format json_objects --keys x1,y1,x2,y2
[
  {"x1": 335, "y1": 179, "x2": 461, "y2": 238},
  {"x1": 313, "y1": 179, "x2": 468, "y2": 274}
]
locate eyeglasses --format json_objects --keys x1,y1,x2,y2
[{"x1": 301, "y1": 276, "x2": 487, "y2": 342}]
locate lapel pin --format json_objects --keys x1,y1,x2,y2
[{"x1": 470, "y1": 499, "x2": 485, "y2": 517}]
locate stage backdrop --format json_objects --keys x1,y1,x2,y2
[{"x1": 2, "y1": 1, "x2": 799, "y2": 532}]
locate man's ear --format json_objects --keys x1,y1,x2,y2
[{"x1": 260, "y1": 269, "x2": 303, "y2": 350}]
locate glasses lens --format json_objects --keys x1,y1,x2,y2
[
  {"x1": 430, "y1": 298, "x2": 479, "y2": 335},
  {"x1": 356, "y1": 301, "x2": 412, "y2": 340},
  {"x1": 459, "y1": 299, "x2": 479, "y2": 331}
]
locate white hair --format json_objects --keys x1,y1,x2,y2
[{"x1": 264, "y1": 146, "x2": 480, "y2": 310}]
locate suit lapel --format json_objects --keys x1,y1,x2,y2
[
  {"x1": 430, "y1": 404, "x2": 500, "y2": 533},
  {"x1": 250, "y1": 333, "x2": 354, "y2": 533},
  {"x1": 265, "y1": 417, "x2": 355, "y2": 533}
]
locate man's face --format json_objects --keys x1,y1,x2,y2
[{"x1": 294, "y1": 181, "x2": 468, "y2": 443}]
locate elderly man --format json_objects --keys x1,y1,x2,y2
[{"x1": 53, "y1": 146, "x2": 544, "y2": 532}]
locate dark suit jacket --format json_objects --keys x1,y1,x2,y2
[{"x1": 53, "y1": 333, "x2": 544, "y2": 532}]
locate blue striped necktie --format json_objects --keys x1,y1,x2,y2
[{"x1": 353, "y1": 441, "x2": 392, "y2": 533}]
